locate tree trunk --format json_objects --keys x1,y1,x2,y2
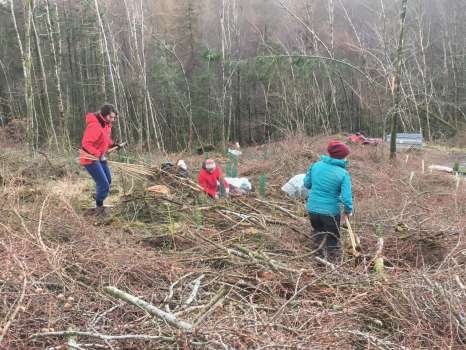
[
  {"x1": 11, "y1": 0, "x2": 35, "y2": 151},
  {"x1": 94, "y1": 0, "x2": 120, "y2": 140},
  {"x1": 45, "y1": 0, "x2": 68, "y2": 148},
  {"x1": 390, "y1": 0, "x2": 409, "y2": 159},
  {"x1": 32, "y1": 13, "x2": 58, "y2": 148}
]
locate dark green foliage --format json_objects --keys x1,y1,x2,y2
[
  {"x1": 259, "y1": 174, "x2": 267, "y2": 197},
  {"x1": 201, "y1": 49, "x2": 221, "y2": 62},
  {"x1": 1, "y1": 1, "x2": 464, "y2": 151}
]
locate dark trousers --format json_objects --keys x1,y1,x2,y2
[
  {"x1": 309, "y1": 213, "x2": 341, "y2": 258},
  {"x1": 84, "y1": 161, "x2": 112, "y2": 207}
]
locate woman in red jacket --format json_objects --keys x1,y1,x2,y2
[
  {"x1": 198, "y1": 159, "x2": 229, "y2": 199},
  {"x1": 79, "y1": 103, "x2": 120, "y2": 215}
]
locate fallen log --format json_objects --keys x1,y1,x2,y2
[
  {"x1": 30, "y1": 330, "x2": 174, "y2": 342},
  {"x1": 103, "y1": 286, "x2": 193, "y2": 331}
]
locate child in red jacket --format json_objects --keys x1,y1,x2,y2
[{"x1": 198, "y1": 159, "x2": 229, "y2": 199}]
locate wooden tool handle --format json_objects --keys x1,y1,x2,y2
[
  {"x1": 107, "y1": 141, "x2": 127, "y2": 154},
  {"x1": 345, "y1": 217, "x2": 361, "y2": 256}
]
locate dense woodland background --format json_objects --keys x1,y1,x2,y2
[{"x1": 0, "y1": 0, "x2": 465, "y2": 152}]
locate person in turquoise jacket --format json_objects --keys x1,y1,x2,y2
[{"x1": 303, "y1": 140, "x2": 353, "y2": 260}]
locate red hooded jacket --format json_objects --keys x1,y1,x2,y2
[
  {"x1": 198, "y1": 167, "x2": 229, "y2": 197},
  {"x1": 79, "y1": 113, "x2": 113, "y2": 165}
]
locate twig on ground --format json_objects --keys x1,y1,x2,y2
[
  {"x1": 334, "y1": 329, "x2": 410, "y2": 350},
  {"x1": 184, "y1": 274, "x2": 205, "y2": 306},
  {"x1": 89, "y1": 303, "x2": 125, "y2": 328},
  {"x1": 254, "y1": 198, "x2": 301, "y2": 220},
  {"x1": 314, "y1": 256, "x2": 336, "y2": 269},
  {"x1": 30, "y1": 330, "x2": 174, "y2": 342},
  {"x1": 104, "y1": 286, "x2": 193, "y2": 331},
  {"x1": 194, "y1": 286, "x2": 231, "y2": 327},
  {"x1": 0, "y1": 244, "x2": 27, "y2": 346},
  {"x1": 163, "y1": 272, "x2": 195, "y2": 312}
]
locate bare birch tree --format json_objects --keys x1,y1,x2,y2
[
  {"x1": 32, "y1": 11, "x2": 58, "y2": 148},
  {"x1": 45, "y1": 0, "x2": 68, "y2": 147},
  {"x1": 390, "y1": 0, "x2": 409, "y2": 159},
  {"x1": 10, "y1": 0, "x2": 35, "y2": 150}
]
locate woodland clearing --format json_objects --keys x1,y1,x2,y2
[{"x1": 0, "y1": 134, "x2": 465, "y2": 349}]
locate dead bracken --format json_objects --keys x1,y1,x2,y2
[{"x1": 0, "y1": 135, "x2": 465, "y2": 349}]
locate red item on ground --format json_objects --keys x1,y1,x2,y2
[
  {"x1": 362, "y1": 138, "x2": 382, "y2": 145},
  {"x1": 198, "y1": 166, "x2": 229, "y2": 197},
  {"x1": 80, "y1": 113, "x2": 113, "y2": 165},
  {"x1": 327, "y1": 141, "x2": 351, "y2": 159},
  {"x1": 347, "y1": 133, "x2": 382, "y2": 145},
  {"x1": 348, "y1": 134, "x2": 365, "y2": 143}
]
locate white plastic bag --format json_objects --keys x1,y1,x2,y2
[
  {"x1": 177, "y1": 159, "x2": 188, "y2": 171},
  {"x1": 428, "y1": 165, "x2": 453, "y2": 173},
  {"x1": 281, "y1": 174, "x2": 308, "y2": 199},
  {"x1": 228, "y1": 149, "x2": 242, "y2": 157},
  {"x1": 225, "y1": 177, "x2": 252, "y2": 191}
]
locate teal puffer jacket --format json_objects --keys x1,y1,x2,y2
[{"x1": 303, "y1": 155, "x2": 353, "y2": 216}]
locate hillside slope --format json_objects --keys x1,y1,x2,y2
[{"x1": 0, "y1": 135, "x2": 465, "y2": 349}]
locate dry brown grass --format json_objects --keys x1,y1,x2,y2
[{"x1": 0, "y1": 135, "x2": 464, "y2": 349}]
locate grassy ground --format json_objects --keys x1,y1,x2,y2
[{"x1": 0, "y1": 134, "x2": 465, "y2": 349}]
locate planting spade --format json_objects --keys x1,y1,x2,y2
[{"x1": 345, "y1": 217, "x2": 361, "y2": 257}]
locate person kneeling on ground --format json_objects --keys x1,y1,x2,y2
[
  {"x1": 198, "y1": 159, "x2": 229, "y2": 199},
  {"x1": 303, "y1": 140, "x2": 353, "y2": 260},
  {"x1": 79, "y1": 103, "x2": 123, "y2": 216}
]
